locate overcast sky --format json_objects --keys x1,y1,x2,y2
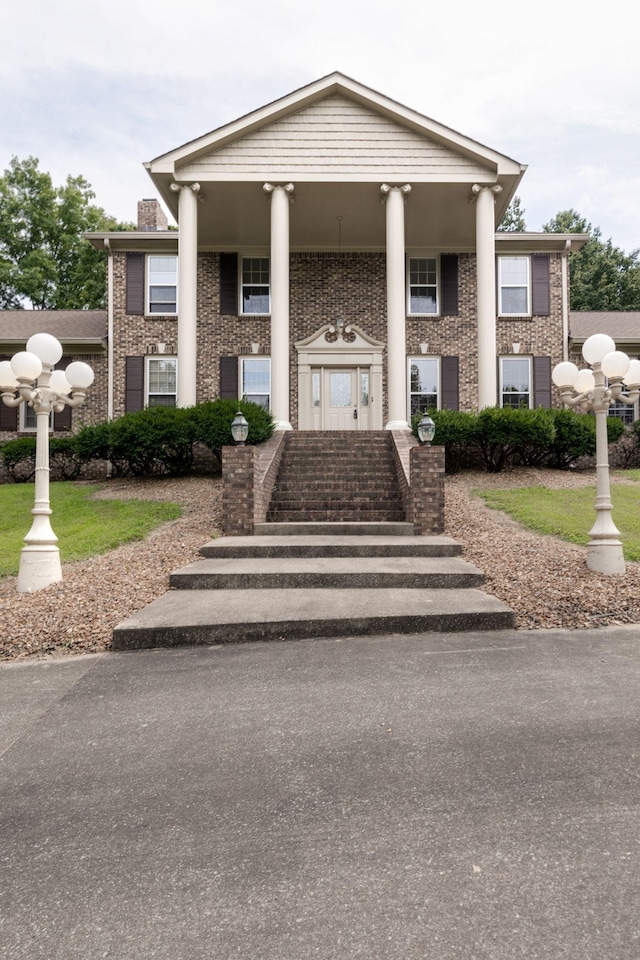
[{"x1": 3, "y1": 0, "x2": 638, "y2": 251}]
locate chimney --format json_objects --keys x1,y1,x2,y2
[{"x1": 137, "y1": 199, "x2": 168, "y2": 232}]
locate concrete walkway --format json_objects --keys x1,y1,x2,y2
[{"x1": 2, "y1": 627, "x2": 640, "y2": 959}]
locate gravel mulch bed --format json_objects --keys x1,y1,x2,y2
[{"x1": 1, "y1": 468, "x2": 639, "y2": 662}]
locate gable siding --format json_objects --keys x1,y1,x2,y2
[{"x1": 179, "y1": 96, "x2": 491, "y2": 178}]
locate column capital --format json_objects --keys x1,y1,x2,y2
[
  {"x1": 170, "y1": 181, "x2": 201, "y2": 194},
  {"x1": 263, "y1": 182, "x2": 295, "y2": 201},
  {"x1": 470, "y1": 183, "x2": 502, "y2": 202},
  {"x1": 380, "y1": 183, "x2": 411, "y2": 203}
]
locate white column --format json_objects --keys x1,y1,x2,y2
[
  {"x1": 382, "y1": 183, "x2": 411, "y2": 430},
  {"x1": 473, "y1": 183, "x2": 501, "y2": 409},
  {"x1": 264, "y1": 182, "x2": 294, "y2": 430},
  {"x1": 171, "y1": 182, "x2": 200, "y2": 408}
]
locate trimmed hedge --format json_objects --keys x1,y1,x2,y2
[
  {"x1": 1, "y1": 399, "x2": 276, "y2": 481},
  {"x1": 411, "y1": 406, "x2": 631, "y2": 473}
]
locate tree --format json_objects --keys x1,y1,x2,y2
[
  {"x1": 543, "y1": 208, "x2": 640, "y2": 311},
  {"x1": 498, "y1": 195, "x2": 526, "y2": 232},
  {"x1": 0, "y1": 156, "x2": 133, "y2": 310}
]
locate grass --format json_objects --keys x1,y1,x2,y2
[
  {"x1": 474, "y1": 481, "x2": 640, "y2": 561},
  {"x1": 0, "y1": 483, "x2": 182, "y2": 578}
]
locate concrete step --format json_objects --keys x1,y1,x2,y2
[
  {"x1": 254, "y1": 522, "x2": 415, "y2": 536},
  {"x1": 170, "y1": 556, "x2": 484, "y2": 591},
  {"x1": 199, "y1": 535, "x2": 463, "y2": 559},
  {"x1": 112, "y1": 587, "x2": 515, "y2": 650}
]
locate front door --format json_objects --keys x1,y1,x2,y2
[{"x1": 319, "y1": 367, "x2": 370, "y2": 430}]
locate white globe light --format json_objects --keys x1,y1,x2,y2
[
  {"x1": 582, "y1": 333, "x2": 616, "y2": 366},
  {"x1": 26, "y1": 333, "x2": 63, "y2": 366},
  {"x1": 11, "y1": 351, "x2": 43, "y2": 381},
  {"x1": 601, "y1": 350, "x2": 630, "y2": 380},
  {"x1": 623, "y1": 359, "x2": 640, "y2": 388},
  {"x1": 0, "y1": 360, "x2": 19, "y2": 390},
  {"x1": 49, "y1": 370, "x2": 72, "y2": 395},
  {"x1": 574, "y1": 368, "x2": 596, "y2": 394},
  {"x1": 65, "y1": 361, "x2": 94, "y2": 389},
  {"x1": 551, "y1": 361, "x2": 579, "y2": 388}
]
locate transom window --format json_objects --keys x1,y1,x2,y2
[
  {"x1": 240, "y1": 357, "x2": 271, "y2": 410},
  {"x1": 408, "y1": 257, "x2": 438, "y2": 315},
  {"x1": 147, "y1": 256, "x2": 177, "y2": 314},
  {"x1": 241, "y1": 258, "x2": 270, "y2": 315},
  {"x1": 499, "y1": 257, "x2": 530, "y2": 316},
  {"x1": 146, "y1": 357, "x2": 177, "y2": 407},
  {"x1": 409, "y1": 357, "x2": 439, "y2": 416},
  {"x1": 500, "y1": 357, "x2": 531, "y2": 408}
]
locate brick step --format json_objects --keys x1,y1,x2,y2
[
  {"x1": 267, "y1": 511, "x2": 406, "y2": 522},
  {"x1": 269, "y1": 498, "x2": 404, "y2": 511},
  {"x1": 273, "y1": 481, "x2": 401, "y2": 494}
]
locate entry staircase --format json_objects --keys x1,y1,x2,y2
[{"x1": 112, "y1": 431, "x2": 514, "y2": 649}]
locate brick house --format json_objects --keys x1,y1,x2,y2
[{"x1": 6, "y1": 73, "x2": 587, "y2": 446}]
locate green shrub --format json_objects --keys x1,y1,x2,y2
[
  {"x1": 1, "y1": 437, "x2": 37, "y2": 482},
  {"x1": 106, "y1": 406, "x2": 198, "y2": 477},
  {"x1": 49, "y1": 437, "x2": 87, "y2": 480},
  {"x1": 193, "y1": 399, "x2": 275, "y2": 463},
  {"x1": 474, "y1": 407, "x2": 556, "y2": 472}
]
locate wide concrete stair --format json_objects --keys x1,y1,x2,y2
[
  {"x1": 267, "y1": 431, "x2": 405, "y2": 522},
  {"x1": 112, "y1": 533, "x2": 515, "y2": 650}
]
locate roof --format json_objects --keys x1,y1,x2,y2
[
  {"x1": 570, "y1": 312, "x2": 640, "y2": 342},
  {"x1": 0, "y1": 311, "x2": 107, "y2": 349}
]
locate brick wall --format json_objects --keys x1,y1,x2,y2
[{"x1": 409, "y1": 444, "x2": 446, "y2": 535}]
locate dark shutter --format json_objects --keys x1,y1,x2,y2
[
  {"x1": 531, "y1": 255, "x2": 550, "y2": 316},
  {"x1": 220, "y1": 356, "x2": 238, "y2": 400},
  {"x1": 441, "y1": 356, "x2": 459, "y2": 410},
  {"x1": 53, "y1": 357, "x2": 72, "y2": 431},
  {"x1": 533, "y1": 356, "x2": 552, "y2": 408},
  {"x1": 440, "y1": 255, "x2": 459, "y2": 316},
  {"x1": 0, "y1": 399, "x2": 17, "y2": 431},
  {"x1": 126, "y1": 253, "x2": 145, "y2": 315},
  {"x1": 220, "y1": 253, "x2": 238, "y2": 315},
  {"x1": 125, "y1": 356, "x2": 145, "y2": 412}
]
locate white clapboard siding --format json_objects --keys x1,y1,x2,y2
[{"x1": 179, "y1": 95, "x2": 488, "y2": 177}]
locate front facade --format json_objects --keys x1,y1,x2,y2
[{"x1": 87, "y1": 73, "x2": 586, "y2": 431}]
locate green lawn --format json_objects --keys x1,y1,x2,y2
[
  {"x1": 0, "y1": 483, "x2": 182, "y2": 578},
  {"x1": 474, "y1": 481, "x2": 640, "y2": 561}
]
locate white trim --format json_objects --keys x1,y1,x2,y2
[
  {"x1": 407, "y1": 356, "x2": 440, "y2": 418},
  {"x1": 499, "y1": 355, "x2": 532, "y2": 409},
  {"x1": 407, "y1": 255, "x2": 440, "y2": 316},
  {"x1": 146, "y1": 254, "x2": 178, "y2": 316},
  {"x1": 239, "y1": 355, "x2": 271, "y2": 410},
  {"x1": 145, "y1": 355, "x2": 177, "y2": 407},
  {"x1": 498, "y1": 255, "x2": 531, "y2": 317}
]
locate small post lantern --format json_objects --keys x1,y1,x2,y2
[
  {"x1": 231, "y1": 410, "x2": 249, "y2": 445},
  {"x1": 417, "y1": 413, "x2": 436, "y2": 445}
]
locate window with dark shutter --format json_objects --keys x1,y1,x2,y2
[
  {"x1": 531, "y1": 255, "x2": 550, "y2": 316},
  {"x1": 220, "y1": 357, "x2": 239, "y2": 399},
  {"x1": 0, "y1": 399, "x2": 17, "y2": 431},
  {"x1": 125, "y1": 356, "x2": 145, "y2": 412},
  {"x1": 440, "y1": 255, "x2": 459, "y2": 316},
  {"x1": 126, "y1": 253, "x2": 145, "y2": 315},
  {"x1": 533, "y1": 356, "x2": 552, "y2": 408},
  {"x1": 441, "y1": 356, "x2": 460, "y2": 410},
  {"x1": 53, "y1": 357, "x2": 72, "y2": 431},
  {"x1": 220, "y1": 254, "x2": 239, "y2": 316}
]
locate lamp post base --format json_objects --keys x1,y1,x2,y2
[
  {"x1": 17, "y1": 544, "x2": 63, "y2": 593},
  {"x1": 586, "y1": 540, "x2": 626, "y2": 576}
]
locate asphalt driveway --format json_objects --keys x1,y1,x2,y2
[{"x1": 1, "y1": 627, "x2": 639, "y2": 959}]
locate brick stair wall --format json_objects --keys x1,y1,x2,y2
[{"x1": 267, "y1": 431, "x2": 406, "y2": 522}]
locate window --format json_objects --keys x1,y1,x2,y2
[
  {"x1": 409, "y1": 358, "x2": 439, "y2": 416},
  {"x1": 500, "y1": 357, "x2": 531, "y2": 408},
  {"x1": 408, "y1": 257, "x2": 438, "y2": 315},
  {"x1": 241, "y1": 257, "x2": 270, "y2": 315},
  {"x1": 21, "y1": 405, "x2": 53, "y2": 431},
  {"x1": 147, "y1": 256, "x2": 177, "y2": 314},
  {"x1": 240, "y1": 357, "x2": 270, "y2": 410},
  {"x1": 608, "y1": 400, "x2": 637, "y2": 425},
  {"x1": 146, "y1": 357, "x2": 177, "y2": 407},
  {"x1": 499, "y1": 257, "x2": 530, "y2": 316}
]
